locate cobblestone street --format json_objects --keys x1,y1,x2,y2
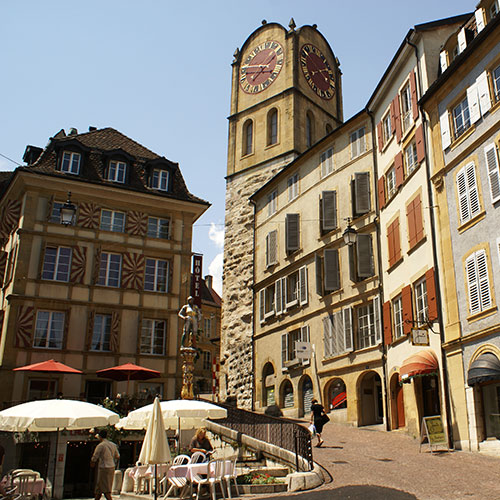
[{"x1": 256, "y1": 421, "x2": 500, "y2": 500}]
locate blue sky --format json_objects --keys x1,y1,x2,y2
[{"x1": 1, "y1": 0, "x2": 474, "y2": 294}]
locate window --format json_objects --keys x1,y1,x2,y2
[
  {"x1": 268, "y1": 109, "x2": 278, "y2": 145},
  {"x1": 357, "y1": 299, "x2": 380, "y2": 349},
  {"x1": 466, "y1": 249, "x2": 492, "y2": 315},
  {"x1": 138, "y1": 382, "x2": 163, "y2": 399},
  {"x1": 414, "y1": 278, "x2": 428, "y2": 325},
  {"x1": 393, "y1": 296, "x2": 404, "y2": 339},
  {"x1": 407, "y1": 194, "x2": 424, "y2": 249},
  {"x1": 243, "y1": 120, "x2": 253, "y2": 156},
  {"x1": 285, "y1": 270, "x2": 300, "y2": 308},
  {"x1": 349, "y1": 233, "x2": 374, "y2": 281},
  {"x1": 42, "y1": 246, "x2": 72, "y2": 281},
  {"x1": 382, "y1": 112, "x2": 392, "y2": 145},
  {"x1": 49, "y1": 202, "x2": 64, "y2": 224},
  {"x1": 405, "y1": 141, "x2": 418, "y2": 175},
  {"x1": 452, "y1": 97, "x2": 471, "y2": 139},
  {"x1": 491, "y1": 0, "x2": 499, "y2": 19},
  {"x1": 285, "y1": 213, "x2": 300, "y2": 253},
  {"x1": 147, "y1": 217, "x2": 170, "y2": 239},
  {"x1": 386, "y1": 167, "x2": 397, "y2": 199},
  {"x1": 140, "y1": 319, "x2": 166, "y2": 355},
  {"x1": 267, "y1": 190, "x2": 277, "y2": 217},
  {"x1": 456, "y1": 163, "x2": 481, "y2": 224},
  {"x1": 98, "y1": 252, "x2": 122, "y2": 287},
  {"x1": 287, "y1": 174, "x2": 299, "y2": 201},
  {"x1": 265, "y1": 230, "x2": 278, "y2": 267},
  {"x1": 400, "y1": 83, "x2": 412, "y2": 132},
  {"x1": 33, "y1": 310, "x2": 64, "y2": 349},
  {"x1": 350, "y1": 127, "x2": 365, "y2": 159},
  {"x1": 107, "y1": 160, "x2": 126, "y2": 183},
  {"x1": 204, "y1": 317, "x2": 213, "y2": 338},
  {"x1": 28, "y1": 379, "x2": 57, "y2": 400},
  {"x1": 485, "y1": 144, "x2": 500, "y2": 204},
  {"x1": 323, "y1": 308, "x2": 353, "y2": 358},
  {"x1": 493, "y1": 64, "x2": 500, "y2": 102},
  {"x1": 91, "y1": 314, "x2": 111, "y2": 351},
  {"x1": 263, "y1": 285, "x2": 275, "y2": 319},
  {"x1": 306, "y1": 112, "x2": 314, "y2": 148},
  {"x1": 387, "y1": 217, "x2": 401, "y2": 268},
  {"x1": 320, "y1": 191, "x2": 337, "y2": 233},
  {"x1": 100, "y1": 210, "x2": 125, "y2": 232},
  {"x1": 353, "y1": 172, "x2": 371, "y2": 216},
  {"x1": 203, "y1": 351, "x2": 212, "y2": 370},
  {"x1": 59, "y1": 151, "x2": 81, "y2": 174},
  {"x1": 145, "y1": 258, "x2": 169, "y2": 292},
  {"x1": 320, "y1": 147, "x2": 334, "y2": 177},
  {"x1": 282, "y1": 326, "x2": 310, "y2": 367},
  {"x1": 151, "y1": 169, "x2": 169, "y2": 191}
]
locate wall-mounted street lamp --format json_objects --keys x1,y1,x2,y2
[
  {"x1": 342, "y1": 218, "x2": 358, "y2": 246},
  {"x1": 60, "y1": 192, "x2": 77, "y2": 226}
]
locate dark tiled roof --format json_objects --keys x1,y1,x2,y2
[
  {"x1": 0, "y1": 172, "x2": 15, "y2": 197},
  {"x1": 24, "y1": 127, "x2": 209, "y2": 206},
  {"x1": 197, "y1": 276, "x2": 222, "y2": 307}
]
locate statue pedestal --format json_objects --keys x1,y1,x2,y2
[{"x1": 180, "y1": 346, "x2": 197, "y2": 400}]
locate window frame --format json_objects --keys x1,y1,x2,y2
[
  {"x1": 243, "y1": 120, "x2": 253, "y2": 156},
  {"x1": 452, "y1": 96, "x2": 471, "y2": 139},
  {"x1": 100, "y1": 209, "x2": 126, "y2": 233},
  {"x1": 465, "y1": 249, "x2": 493, "y2": 315},
  {"x1": 107, "y1": 160, "x2": 127, "y2": 183},
  {"x1": 267, "y1": 190, "x2": 277, "y2": 217},
  {"x1": 140, "y1": 318, "x2": 166, "y2": 355},
  {"x1": 41, "y1": 246, "x2": 72, "y2": 282},
  {"x1": 144, "y1": 258, "x2": 169, "y2": 293},
  {"x1": 268, "y1": 109, "x2": 278, "y2": 146},
  {"x1": 393, "y1": 296, "x2": 404, "y2": 339},
  {"x1": 386, "y1": 167, "x2": 397, "y2": 199},
  {"x1": 287, "y1": 174, "x2": 299, "y2": 201},
  {"x1": 414, "y1": 278, "x2": 428, "y2": 325},
  {"x1": 147, "y1": 216, "x2": 170, "y2": 239},
  {"x1": 59, "y1": 151, "x2": 81, "y2": 175},
  {"x1": 151, "y1": 169, "x2": 170, "y2": 191},
  {"x1": 382, "y1": 111, "x2": 392, "y2": 145},
  {"x1": 91, "y1": 314, "x2": 112, "y2": 352},
  {"x1": 98, "y1": 252, "x2": 122, "y2": 288},
  {"x1": 404, "y1": 140, "x2": 418, "y2": 175},
  {"x1": 320, "y1": 147, "x2": 334, "y2": 177},
  {"x1": 33, "y1": 310, "x2": 65, "y2": 349},
  {"x1": 400, "y1": 82, "x2": 412, "y2": 133},
  {"x1": 492, "y1": 64, "x2": 500, "y2": 103},
  {"x1": 350, "y1": 127, "x2": 365, "y2": 159}
]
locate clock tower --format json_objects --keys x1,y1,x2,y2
[{"x1": 221, "y1": 20, "x2": 343, "y2": 408}]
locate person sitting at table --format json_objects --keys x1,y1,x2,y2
[{"x1": 189, "y1": 427, "x2": 213, "y2": 456}]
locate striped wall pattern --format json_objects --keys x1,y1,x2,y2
[
  {"x1": 110, "y1": 312, "x2": 120, "y2": 352},
  {"x1": 126, "y1": 211, "x2": 148, "y2": 236},
  {"x1": 78, "y1": 202, "x2": 100, "y2": 229},
  {"x1": 0, "y1": 199, "x2": 22, "y2": 235},
  {"x1": 122, "y1": 252, "x2": 145, "y2": 290},
  {"x1": 70, "y1": 246, "x2": 87, "y2": 284},
  {"x1": 16, "y1": 306, "x2": 34, "y2": 348}
]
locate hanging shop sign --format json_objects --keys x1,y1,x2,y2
[
  {"x1": 191, "y1": 254, "x2": 203, "y2": 307},
  {"x1": 411, "y1": 328, "x2": 429, "y2": 346}
]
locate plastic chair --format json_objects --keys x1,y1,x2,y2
[
  {"x1": 190, "y1": 451, "x2": 207, "y2": 464},
  {"x1": 223, "y1": 459, "x2": 240, "y2": 498},
  {"x1": 172, "y1": 454, "x2": 191, "y2": 465},
  {"x1": 162, "y1": 456, "x2": 191, "y2": 498},
  {"x1": 13, "y1": 474, "x2": 38, "y2": 500},
  {"x1": 191, "y1": 460, "x2": 226, "y2": 500}
]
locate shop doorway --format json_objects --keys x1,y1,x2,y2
[
  {"x1": 358, "y1": 371, "x2": 383, "y2": 426},
  {"x1": 415, "y1": 374, "x2": 441, "y2": 417},
  {"x1": 481, "y1": 382, "x2": 500, "y2": 439},
  {"x1": 85, "y1": 380, "x2": 111, "y2": 405},
  {"x1": 262, "y1": 362, "x2": 275, "y2": 407},
  {"x1": 63, "y1": 441, "x2": 94, "y2": 498},
  {"x1": 390, "y1": 374, "x2": 405, "y2": 429},
  {"x1": 300, "y1": 376, "x2": 314, "y2": 417},
  {"x1": 279, "y1": 379, "x2": 294, "y2": 409}
]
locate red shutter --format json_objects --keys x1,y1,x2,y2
[
  {"x1": 426, "y1": 268, "x2": 438, "y2": 321},
  {"x1": 394, "y1": 95, "x2": 402, "y2": 143},
  {"x1": 378, "y1": 177, "x2": 386, "y2": 209},
  {"x1": 383, "y1": 301, "x2": 392, "y2": 346},
  {"x1": 390, "y1": 99, "x2": 396, "y2": 134},
  {"x1": 407, "y1": 199, "x2": 416, "y2": 248},
  {"x1": 387, "y1": 221, "x2": 395, "y2": 267},
  {"x1": 395, "y1": 152, "x2": 404, "y2": 188},
  {"x1": 415, "y1": 125, "x2": 425, "y2": 164},
  {"x1": 414, "y1": 194, "x2": 424, "y2": 244},
  {"x1": 410, "y1": 70, "x2": 419, "y2": 121},
  {"x1": 394, "y1": 218, "x2": 401, "y2": 262},
  {"x1": 377, "y1": 122, "x2": 383, "y2": 151},
  {"x1": 402, "y1": 285, "x2": 413, "y2": 335},
  {"x1": 387, "y1": 218, "x2": 401, "y2": 267}
]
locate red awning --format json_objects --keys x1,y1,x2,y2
[
  {"x1": 399, "y1": 350, "x2": 438, "y2": 383},
  {"x1": 96, "y1": 363, "x2": 161, "y2": 381},
  {"x1": 13, "y1": 359, "x2": 82, "y2": 374}
]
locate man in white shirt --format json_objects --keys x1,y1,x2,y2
[{"x1": 91, "y1": 429, "x2": 120, "y2": 500}]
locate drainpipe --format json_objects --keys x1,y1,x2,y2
[
  {"x1": 250, "y1": 198, "x2": 257, "y2": 412},
  {"x1": 367, "y1": 106, "x2": 391, "y2": 431},
  {"x1": 406, "y1": 33, "x2": 454, "y2": 448}
]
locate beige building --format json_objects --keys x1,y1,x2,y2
[{"x1": 0, "y1": 126, "x2": 209, "y2": 405}]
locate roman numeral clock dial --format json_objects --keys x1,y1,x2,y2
[
  {"x1": 240, "y1": 41, "x2": 284, "y2": 94},
  {"x1": 300, "y1": 43, "x2": 335, "y2": 100}
]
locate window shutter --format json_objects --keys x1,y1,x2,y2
[
  {"x1": 323, "y1": 316, "x2": 332, "y2": 358},
  {"x1": 475, "y1": 8, "x2": 485, "y2": 32},
  {"x1": 413, "y1": 194, "x2": 424, "y2": 244},
  {"x1": 259, "y1": 289, "x2": 265, "y2": 324},
  {"x1": 410, "y1": 70, "x2": 419, "y2": 121},
  {"x1": 477, "y1": 71, "x2": 492, "y2": 115},
  {"x1": 415, "y1": 125, "x2": 425, "y2": 164},
  {"x1": 378, "y1": 177, "x2": 386, "y2": 210},
  {"x1": 457, "y1": 167, "x2": 470, "y2": 222},
  {"x1": 348, "y1": 244, "x2": 357, "y2": 282},
  {"x1": 390, "y1": 99, "x2": 396, "y2": 134},
  {"x1": 275, "y1": 279, "x2": 283, "y2": 316},
  {"x1": 281, "y1": 333, "x2": 288, "y2": 367},
  {"x1": 402, "y1": 285, "x2": 413, "y2": 335},
  {"x1": 484, "y1": 144, "x2": 500, "y2": 203},
  {"x1": 440, "y1": 111, "x2": 451, "y2": 150},
  {"x1": 407, "y1": 198, "x2": 417, "y2": 248},
  {"x1": 466, "y1": 163, "x2": 481, "y2": 218},
  {"x1": 467, "y1": 83, "x2": 481, "y2": 124},
  {"x1": 266, "y1": 233, "x2": 271, "y2": 267},
  {"x1": 282, "y1": 277, "x2": 288, "y2": 312},
  {"x1": 477, "y1": 250, "x2": 492, "y2": 311},
  {"x1": 354, "y1": 172, "x2": 371, "y2": 214},
  {"x1": 343, "y1": 307, "x2": 353, "y2": 352},
  {"x1": 299, "y1": 265, "x2": 308, "y2": 306},
  {"x1": 321, "y1": 191, "x2": 337, "y2": 231},
  {"x1": 285, "y1": 213, "x2": 300, "y2": 252},
  {"x1": 377, "y1": 122, "x2": 383, "y2": 151},
  {"x1": 388, "y1": 218, "x2": 400, "y2": 267},
  {"x1": 395, "y1": 152, "x2": 404, "y2": 188},
  {"x1": 373, "y1": 295, "x2": 381, "y2": 344},
  {"x1": 383, "y1": 301, "x2": 392, "y2": 346},
  {"x1": 315, "y1": 254, "x2": 323, "y2": 295},
  {"x1": 439, "y1": 51, "x2": 448, "y2": 74},
  {"x1": 301, "y1": 325, "x2": 310, "y2": 366},
  {"x1": 357, "y1": 234, "x2": 373, "y2": 278},
  {"x1": 332, "y1": 311, "x2": 342, "y2": 354},
  {"x1": 266, "y1": 230, "x2": 277, "y2": 266},
  {"x1": 457, "y1": 28, "x2": 467, "y2": 53},
  {"x1": 425, "y1": 268, "x2": 438, "y2": 321},
  {"x1": 466, "y1": 254, "x2": 480, "y2": 314},
  {"x1": 324, "y1": 248, "x2": 340, "y2": 292},
  {"x1": 394, "y1": 95, "x2": 402, "y2": 143}
]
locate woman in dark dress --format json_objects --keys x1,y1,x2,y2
[{"x1": 310, "y1": 399, "x2": 326, "y2": 447}]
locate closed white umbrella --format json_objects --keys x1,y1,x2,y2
[{"x1": 137, "y1": 397, "x2": 171, "y2": 500}]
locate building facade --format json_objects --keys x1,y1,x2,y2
[{"x1": 0, "y1": 127, "x2": 209, "y2": 405}]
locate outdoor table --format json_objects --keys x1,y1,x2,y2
[{"x1": 165, "y1": 463, "x2": 209, "y2": 498}]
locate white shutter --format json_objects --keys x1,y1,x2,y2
[
  {"x1": 259, "y1": 289, "x2": 265, "y2": 324},
  {"x1": 321, "y1": 191, "x2": 337, "y2": 231},
  {"x1": 466, "y1": 163, "x2": 481, "y2": 218},
  {"x1": 440, "y1": 110, "x2": 451, "y2": 150},
  {"x1": 457, "y1": 28, "x2": 467, "y2": 54},
  {"x1": 301, "y1": 325, "x2": 310, "y2": 366},
  {"x1": 457, "y1": 168, "x2": 470, "y2": 222},
  {"x1": 266, "y1": 233, "x2": 271, "y2": 267},
  {"x1": 266, "y1": 230, "x2": 278, "y2": 267},
  {"x1": 475, "y1": 8, "x2": 485, "y2": 32},
  {"x1": 343, "y1": 307, "x2": 353, "y2": 352},
  {"x1": 332, "y1": 311, "x2": 343, "y2": 355},
  {"x1": 467, "y1": 84, "x2": 481, "y2": 124},
  {"x1": 285, "y1": 213, "x2": 300, "y2": 252},
  {"x1": 485, "y1": 144, "x2": 500, "y2": 204},
  {"x1": 477, "y1": 71, "x2": 492, "y2": 115},
  {"x1": 282, "y1": 276, "x2": 288, "y2": 312},
  {"x1": 281, "y1": 333, "x2": 288, "y2": 368},
  {"x1": 439, "y1": 51, "x2": 448, "y2": 73},
  {"x1": 373, "y1": 295, "x2": 381, "y2": 344},
  {"x1": 299, "y1": 265, "x2": 308, "y2": 306},
  {"x1": 275, "y1": 279, "x2": 283, "y2": 316},
  {"x1": 354, "y1": 172, "x2": 371, "y2": 214},
  {"x1": 324, "y1": 248, "x2": 340, "y2": 292},
  {"x1": 477, "y1": 250, "x2": 492, "y2": 311},
  {"x1": 466, "y1": 253, "x2": 481, "y2": 315},
  {"x1": 323, "y1": 316, "x2": 332, "y2": 358}
]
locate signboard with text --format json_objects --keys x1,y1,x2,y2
[
  {"x1": 420, "y1": 415, "x2": 449, "y2": 453},
  {"x1": 191, "y1": 254, "x2": 203, "y2": 307}
]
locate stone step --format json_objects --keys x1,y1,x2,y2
[{"x1": 237, "y1": 466, "x2": 289, "y2": 478}]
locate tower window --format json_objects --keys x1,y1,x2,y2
[
  {"x1": 243, "y1": 120, "x2": 253, "y2": 156},
  {"x1": 268, "y1": 109, "x2": 278, "y2": 145}
]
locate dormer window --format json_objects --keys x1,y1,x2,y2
[
  {"x1": 151, "y1": 169, "x2": 169, "y2": 191},
  {"x1": 108, "y1": 160, "x2": 127, "y2": 183},
  {"x1": 60, "y1": 151, "x2": 81, "y2": 174}
]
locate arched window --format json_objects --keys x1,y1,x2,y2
[
  {"x1": 267, "y1": 109, "x2": 278, "y2": 145},
  {"x1": 306, "y1": 112, "x2": 314, "y2": 148},
  {"x1": 243, "y1": 120, "x2": 253, "y2": 156}
]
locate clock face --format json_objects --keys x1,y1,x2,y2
[
  {"x1": 240, "y1": 41, "x2": 284, "y2": 94},
  {"x1": 300, "y1": 44, "x2": 335, "y2": 100}
]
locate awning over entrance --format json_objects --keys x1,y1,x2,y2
[
  {"x1": 399, "y1": 350, "x2": 438, "y2": 383},
  {"x1": 467, "y1": 352, "x2": 500, "y2": 386}
]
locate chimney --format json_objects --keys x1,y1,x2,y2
[
  {"x1": 204, "y1": 275, "x2": 213, "y2": 290},
  {"x1": 68, "y1": 128, "x2": 78, "y2": 136},
  {"x1": 22, "y1": 145, "x2": 43, "y2": 165},
  {"x1": 88, "y1": 126, "x2": 97, "y2": 132}
]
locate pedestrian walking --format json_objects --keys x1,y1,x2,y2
[
  {"x1": 310, "y1": 398, "x2": 329, "y2": 447},
  {"x1": 90, "y1": 429, "x2": 120, "y2": 500}
]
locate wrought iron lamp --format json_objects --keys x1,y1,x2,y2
[
  {"x1": 60, "y1": 192, "x2": 77, "y2": 226},
  {"x1": 342, "y1": 218, "x2": 357, "y2": 246}
]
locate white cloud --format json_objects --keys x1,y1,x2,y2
[
  {"x1": 208, "y1": 252, "x2": 223, "y2": 296},
  {"x1": 208, "y1": 223, "x2": 224, "y2": 249}
]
